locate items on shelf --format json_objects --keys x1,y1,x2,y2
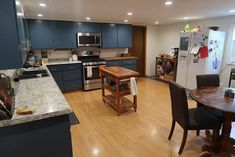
[{"x1": 155, "y1": 56, "x2": 177, "y2": 82}]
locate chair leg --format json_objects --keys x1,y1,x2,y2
[
  {"x1": 168, "y1": 119, "x2": 175, "y2": 140},
  {"x1": 178, "y1": 130, "x2": 188, "y2": 155},
  {"x1": 196, "y1": 130, "x2": 200, "y2": 136},
  {"x1": 212, "y1": 129, "x2": 220, "y2": 153}
]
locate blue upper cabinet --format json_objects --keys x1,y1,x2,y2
[
  {"x1": 117, "y1": 24, "x2": 132, "y2": 48},
  {"x1": 101, "y1": 24, "x2": 118, "y2": 48},
  {"x1": 28, "y1": 19, "x2": 54, "y2": 50},
  {"x1": 54, "y1": 21, "x2": 77, "y2": 49},
  {"x1": 78, "y1": 22, "x2": 101, "y2": 33},
  {"x1": 0, "y1": 0, "x2": 23, "y2": 69}
]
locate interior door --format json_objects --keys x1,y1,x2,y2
[{"x1": 128, "y1": 26, "x2": 146, "y2": 76}]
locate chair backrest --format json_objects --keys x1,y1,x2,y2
[
  {"x1": 196, "y1": 74, "x2": 220, "y2": 88},
  {"x1": 168, "y1": 81, "x2": 189, "y2": 129}
]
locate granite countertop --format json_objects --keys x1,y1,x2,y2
[
  {"x1": 101, "y1": 56, "x2": 138, "y2": 61},
  {"x1": 0, "y1": 68, "x2": 73, "y2": 127}
]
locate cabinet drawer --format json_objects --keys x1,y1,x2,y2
[
  {"x1": 63, "y1": 80, "x2": 82, "y2": 91},
  {"x1": 106, "y1": 61, "x2": 122, "y2": 66},
  {"x1": 62, "y1": 64, "x2": 81, "y2": 71},
  {"x1": 47, "y1": 65, "x2": 62, "y2": 72},
  {"x1": 122, "y1": 65, "x2": 136, "y2": 71},
  {"x1": 122, "y1": 60, "x2": 137, "y2": 65},
  {"x1": 63, "y1": 70, "x2": 81, "y2": 81}
]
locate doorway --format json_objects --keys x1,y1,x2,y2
[{"x1": 128, "y1": 25, "x2": 146, "y2": 77}]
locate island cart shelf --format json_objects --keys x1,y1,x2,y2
[{"x1": 99, "y1": 66, "x2": 139, "y2": 115}]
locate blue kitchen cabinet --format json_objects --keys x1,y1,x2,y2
[
  {"x1": 47, "y1": 64, "x2": 82, "y2": 92},
  {"x1": 28, "y1": 19, "x2": 54, "y2": 49},
  {"x1": 117, "y1": 24, "x2": 132, "y2": 48},
  {"x1": 54, "y1": 21, "x2": 77, "y2": 49},
  {"x1": 0, "y1": 0, "x2": 23, "y2": 69},
  {"x1": 101, "y1": 24, "x2": 118, "y2": 48},
  {"x1": 106, "y1": 59, "x2": 137, "y2": 71},
  {"x1": 78, "y1": 22, "x2": 101, "y2": 33}
]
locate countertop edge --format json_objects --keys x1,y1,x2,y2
[{"x1": 101, "y1": 56, "x2": 138, "y2": 61}]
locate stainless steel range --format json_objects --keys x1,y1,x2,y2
[{"x1": 77, "y1": 51, "x2": 106, "y2": 90}]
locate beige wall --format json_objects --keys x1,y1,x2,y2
[
  {"x1": 146, "y1": 25, "x2": 159, "y2": 76},
  {"x1": 151, "y1": 15, "x2": 235, "y2": 86}
]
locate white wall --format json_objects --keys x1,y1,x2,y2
[
  {"x1": 153, "y1": 15, "x2": 235, "y2": 86},
  {"x1": 146, "y1": 25, "x2": 159, "y2": 76}
]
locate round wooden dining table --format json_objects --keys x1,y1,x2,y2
[{"x1": 190, "y1": 87, "x2": 235, "y2": 155}]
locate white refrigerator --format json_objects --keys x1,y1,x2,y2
[{"x1": 176, "y1": 30, "x2": 226, "y2": 89}]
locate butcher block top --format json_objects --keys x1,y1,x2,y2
[
  {"x1": 102, "y1": 56, "x2": 138, "y2": 61},
  {"x1": 99, "y1": 66, "x2": 139, "y2": 79}
]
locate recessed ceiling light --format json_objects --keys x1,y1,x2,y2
[
  {"x1": 17, "y1": 12, "x2": 23, "y2": 16},
  {"x1": 37, "y1": 14, "x2": 43, "y2": 17},
  {"x1": 39, "y1": 3, "x2": 46, "y2": 7},
  {"x1": 86, "y1": 17, "x2": 91, "y2": 20},
  {"x1": 124, "y1": 20, "x2": 128, "y2": 23},
  {"x1": 127, "y1": 12, "x2": 133, "y2": 16},
  {"x1": 15, "y1": 1, "x2": 20, "y2": 6},
  {"x1": 229, "y1": 9, "x2": 235, "y2": 13},
  {"x1": 155, "y1": 21, "x2": 159, "y2": 24},
  {"x1": 165, "y1": 1, "x2": 173, "y2": 5},
  {"x1": 183, "y1": 17, "x2": 189, "y2": 20}
]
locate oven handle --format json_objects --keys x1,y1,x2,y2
[{"x1": 84, "y1": 65, "x2": 100, "y2": 68}]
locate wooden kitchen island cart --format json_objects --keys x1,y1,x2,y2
[{"x1": 99, "y1": 66, "x2": 139, "y2": 115}]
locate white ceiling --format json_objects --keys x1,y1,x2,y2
[{"x1": 22, "y1": 0, "x2": 235, "y2": 25}]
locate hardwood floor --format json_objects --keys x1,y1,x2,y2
[{"x1": 64, "y1": 78, "x2": 231, "y2": 157}]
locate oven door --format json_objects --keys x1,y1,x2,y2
[{"x1": 83, "y1": 65, "x2": 101, "y2": 83}]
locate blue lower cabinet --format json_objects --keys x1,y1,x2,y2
[
  {"x1": 106, "y1": 59, "x2": 137, "y2": 71},
  {"x1": 122, "y1": 65, "x2": 136, "y2": 71},
  {"x1": 106, "y1": 60, "x2": 122, "y2": 66},
  {"x1": 51, "y1": 72, "x2": 64, "y2": 91},
  {"x1": 47, "y1": 64, "x2": 82, "y2": 92},
  {"x1": 63, "y1": 80, "x2": 82, "y2": 91},
  {"x1": 63, "y1": 70, "x2": 82, "y2": 81}
]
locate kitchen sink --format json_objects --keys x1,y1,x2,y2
[{"x1": 19, "y1": 69, "x2": 49, "y2": 79}]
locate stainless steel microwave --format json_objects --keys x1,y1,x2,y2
[{"x1": 77, "y1": 32, "x2": 101, "y2": 47}]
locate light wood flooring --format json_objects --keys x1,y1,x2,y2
[{"x1": 64, "y1": 78, "x2": 233, "y2": 157}]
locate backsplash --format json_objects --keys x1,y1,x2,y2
[{"x1": 33, "y1": 48, "x2": 128, "y2": 59}]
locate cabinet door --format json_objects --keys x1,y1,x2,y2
[
  {"x1": 54, "y1": 21, "x2": 77, "y2": 49},
  {"x1": 106, "y1": 60, "x2": 122, "y2": 67},
  {"x1": 101, "y1": 24, "x2": 118, "y2": 48},
  {"x1": 28, "y1": 19, "x2": 54, "y2": 49},
  {"x1": 51, "y1": 72, "x2": 64, "y2": 91},
  {"x1": 117, "y1": 24, "x2": 132, "y2": 48},
  {"x1": 78, "y1": 22, "x2": 101, "y2": 33},
  {"x1": 0, "y1": 0, "x2": 22, "y2": 69}
]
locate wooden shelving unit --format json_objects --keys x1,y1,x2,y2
[
  {"x1": 155, "y1": 57, "x2": 177, "y2": 82},
  {"x1": 99, "y1": 66, "x2": 139, "y2": 116}
]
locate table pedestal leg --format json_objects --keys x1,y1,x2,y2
[{"x1": 220, "y1": 112, "x2": 235, "y2": 154}]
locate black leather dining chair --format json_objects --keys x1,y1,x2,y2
[
  {"x1": 196, "y1": 74, "x2": 223, "y2": 136},
  {"x1": 168, "y1": 81, "x2": 221, "y2": 155}
]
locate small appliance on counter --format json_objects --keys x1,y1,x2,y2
[{"x1": 41, "y1": 50, "x2": 48, "y2": 63}]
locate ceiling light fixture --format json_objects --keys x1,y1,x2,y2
[
  {"x1": 39, "y1": 3, "x2": 46, "y2": 7},
  {"x1": 165, "y1": 1, "x2": 173, "y2": 5},
  {"x1": 127, "y1": 12, "x2": 133, "y2": 16},
  {"x1": 155, "y1": 21, "x2": 159, "y2": 24},
  {"x1": 15, "y1": 1, "x2": 20, "y2": 6},
  {"x1": 229, "y1": 9, "x2": 235, "y2": 13},
  {"x1": 17, "y1": 12, "x2": 23, "y2": 16},
  {"x1": 183, "y1": 17, "x2": 189, "y2": 20},
  {"x1": 124, "y1": 20, "x2": 128, "y2": 23},
  {"x1": 86, "y1": 17, "x2": 91, "y2": 20},
  {"x1": 37, "y1": 14, "x2": 43, "y2": 17}
]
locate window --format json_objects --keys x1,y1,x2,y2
[{"x1": 233, "y1": 27, "x2": 235, "y2": 40}]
